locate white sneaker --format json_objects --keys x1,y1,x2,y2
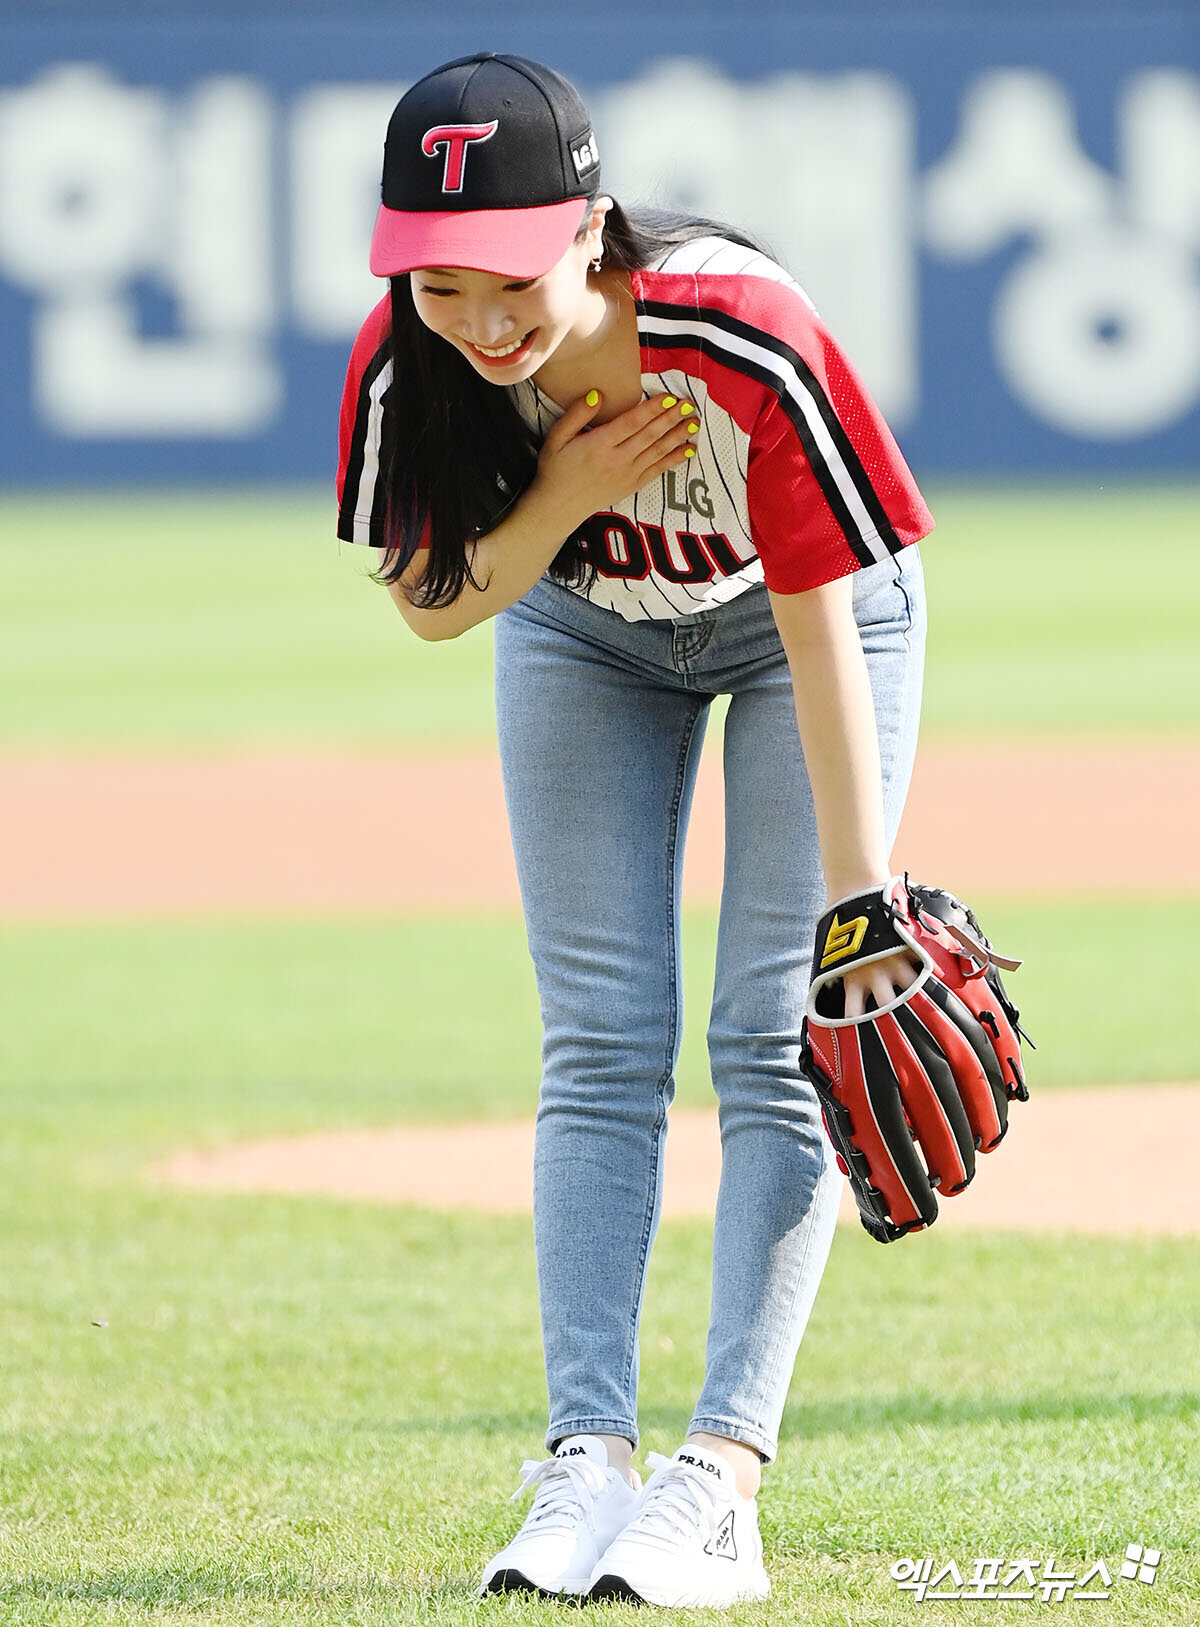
[
  {"x1": 588, "y1": 1444, "x2": 771, "y2": 1608},
  {"x1": 479, "y1": 1435, "x2": 641, "y2": 1597}
]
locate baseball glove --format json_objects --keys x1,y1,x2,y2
[{"x1": 798, "y1": 874, "x2": 1031, "y2": 1244}]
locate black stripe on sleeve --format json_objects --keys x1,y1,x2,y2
[
  {"x1": 639, "y1": 299, "x2": 902, "y2": 561},
  {"x1": 337, "y1": 342, "x2": 391, "y2": 546},
  {"x1": 642, "y1": 320, "x2": 874, "y2": 566}
]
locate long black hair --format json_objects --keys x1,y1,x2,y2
[{"x1": 376, "y1": 198, "x2": 766, "y2": 606}]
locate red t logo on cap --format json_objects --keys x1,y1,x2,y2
[{"x1": 421, "y1": 121, "x2": 499, "y2": 193}]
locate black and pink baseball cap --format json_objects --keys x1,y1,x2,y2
[{"x1": 370, "y1": 52, "x2": 602, "y2": 280}]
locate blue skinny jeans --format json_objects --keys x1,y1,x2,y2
[{"x1": 493, "y1": 550, "x2": 926, "y2": 1463}]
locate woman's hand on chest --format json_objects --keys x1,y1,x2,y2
[{"x1": 532, "y1": 389, "x2": 702, "y2": 534}]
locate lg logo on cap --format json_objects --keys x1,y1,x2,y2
[
  {"x1": 421, "y1": 121, "x2": 498, "y2": 192},
  {"x1": 571, "y1": 134, "x2": 599, "y2": 177}
]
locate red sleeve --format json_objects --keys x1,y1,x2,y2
[
  {"x1": 336, "y1": 295, "x2": 398, "y2": 547},
  {"x1": 639, "y1": 269, "x2": 933, "y2": 593}
]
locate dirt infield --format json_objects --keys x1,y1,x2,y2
[
  {"x1": 150, "y1": 1082, "x2": 1200, "y2": 1236},
  {"x1": 2, "y1": 738, "x2": 1198, "y2": 917}
]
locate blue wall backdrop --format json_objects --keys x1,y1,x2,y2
[{"x1": 1, "y1": 0, "x2": 1197, "y2": 483}]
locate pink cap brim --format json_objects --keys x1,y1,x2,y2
[{"x1": 369, "y1": 196, "x2": 590, "y2": 279}]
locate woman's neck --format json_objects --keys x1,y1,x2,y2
[{"x1": 532, "y1": 272, "x2": 642, "y2": 418}]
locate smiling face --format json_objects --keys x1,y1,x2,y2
[{"x1": 409, "y1": 199, "x2": 610, "y2": 383}]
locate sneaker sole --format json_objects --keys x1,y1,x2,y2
[
  {"x1": 589, "y1": 1573, "x2": 645, "y2": 1603},
  {"x1": 482, "y1": 1567, "x2": 590, "y2": 1598},
  {"x1": 589, "y1": 1570, "x2": 770, "y2": 1608}
]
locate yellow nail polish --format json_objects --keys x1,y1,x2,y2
[
  {"x1": 680, "y1": 402, "x2": 695, "y2": 415},
  {"x1": 661, "y1": 396, "x2": 677, "y2": 409},
  {"x1": 687, "y1": 422, "x2": 700, "y2": 435},
  {"x1": 684, "y1": 446, "x2": 696, "y2": 458},
  {"x1": 585, "y1": 389, "x2": 599, "y2": 407}
]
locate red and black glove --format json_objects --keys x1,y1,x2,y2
[{"x1": 799, "y1": 875, "x2": 1032, "y2": 1244}]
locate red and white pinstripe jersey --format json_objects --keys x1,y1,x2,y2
[{"x1": 337, "y1": 237, "x2": 933, "y2": 620}]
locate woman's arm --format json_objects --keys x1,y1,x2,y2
[
  {"x1": 769, "y1": 573, "x2": 918, "y2": 1015},
  {"x1": 387, "y1": 390, "x2": 698, "y2": 641},
  {"x1": 385, "y1": 475, "x2": 590, "y2": 641}
]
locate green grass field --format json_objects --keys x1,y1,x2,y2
[
  {"x1": 1, "y1": 487, "x2": 1198, "y2": 1623},
  {"x1": 1, "y1": 484, "x2": 1198, "y2": 747},
  {"x1": 2, "y1": 906, "x2": 1198, "y2": 1624},
  {"x1": 0, "y1": 898, "x2": 1194, "y2": 1185}
]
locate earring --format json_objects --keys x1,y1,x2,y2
[{"x1": 590, "y1": 255, "x2": 603, "y2": 273}]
